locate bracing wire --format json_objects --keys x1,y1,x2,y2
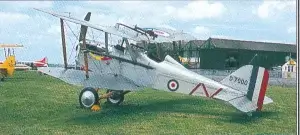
[
  {"x1": 87, "y1": 29, "x2": 92, "y2": 40},
  {"x1": 91, "y1": 29, "x2": 95, "y2": 41},
  {"x1": 67, "y1": 36, "x2": 77, "y2": 64},
  {"x1": 65, "y1": 22, "x2": 79, "y2": 65},
  {"x1": 110, "y1": 33, "x2": 112, "y2": 46},
  {"x1": 65, "y1": 22, "x2": 79, "y2": 41},
  {"x1": 74, "y1": 25, "x2": 80, "y2": 58}
]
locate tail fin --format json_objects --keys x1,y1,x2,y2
[
  {"x1": 1, "y1": 56, "x2": 16, "y2": 76},
  {"x1": 37, "y1": 57, "x2": 47, "y2": 64},
  {"x1": 220, "y1": 65, "x2": 272, "y2": 112}
]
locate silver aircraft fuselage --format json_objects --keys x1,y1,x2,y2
[{"x1": 77, "y1": 44, "x2": 242, "y2": 99}]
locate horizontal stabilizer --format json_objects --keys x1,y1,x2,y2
[
  {"x1": 228, "y1": 96, "x2": 257, "y2": 113},
  {"x1": 215, "y1": 91, "x2": 273, "y2": 113},
  {"x1": 227, "y1": 95, "x2": 273, "y2": 113}
]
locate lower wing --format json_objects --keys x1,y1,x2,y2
[{"x1": 38, "y1": 67, "x2": 142, "y2": 91}]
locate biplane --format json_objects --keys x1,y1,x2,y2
[
  {"x1": 0, "y1": 44, "x2": 23, "y2": 81},
  {"x1": 34, "y1": 8, "x2": 273, "y2": 116}
]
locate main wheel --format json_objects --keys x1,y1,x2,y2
[
  {"x1": 79, "y1": 87, "x2": 99, "y2": 109},
  {"x1": 106, "y1": 90, "x2": 124, "y2": 105}
]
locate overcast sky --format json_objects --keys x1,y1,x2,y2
[{"x1": 0, "y1": 0, "x2": 296, "y2": 64}]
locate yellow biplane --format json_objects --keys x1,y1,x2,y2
[{"x1": 0, "y1": 44, "x2": 23, "y2": 81}]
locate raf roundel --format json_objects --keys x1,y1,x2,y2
[{"x1": 167, "y1": 79, "x2": 179, "y2": 91}]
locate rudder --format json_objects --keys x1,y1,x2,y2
[{"x1": 246, "y1": 66, "x2": 269, "y2": 111}]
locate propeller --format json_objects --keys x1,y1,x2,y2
[{"x1": 79, "y1": 12, "x2": 91, "y2": 79}]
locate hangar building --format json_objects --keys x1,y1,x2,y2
[
  {"x1": 197, "y1": 38, "x2": 297, "y2": 70},
  {"x1": 142, "y1": 38, "x2": 296, "y2": 70}
]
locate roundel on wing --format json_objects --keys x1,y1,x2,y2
[
  {"x1": 167, "y1": 79, "x2": 179, "y2": 91},
  {"x1": 153, "y1": 29, "x2": 170, "y2": 37}
]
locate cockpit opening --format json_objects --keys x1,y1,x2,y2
[
  {"x1": 146, "y1": 43, "x2": 163, "y2": 62},
  {"x1": 114, "y1": 44, "x2": 125, "y2": 52},
  {"x1": 85, "y1": 44, "x2": 106, "y2": 53}
]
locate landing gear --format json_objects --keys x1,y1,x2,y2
[
  {"x1": 106, "y1": 90, "x2": 125, "y2": 105},
  {"x1": 78, "y1": 87, "x2": 99, "y2": 109},
  {"x1": 78, "y1": 88, "x2": 130, "y2": 111}
]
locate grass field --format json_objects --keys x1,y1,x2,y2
[{"x1": 0, "y1": 71, "x2": 297, "y2": 135}]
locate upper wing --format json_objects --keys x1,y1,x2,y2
[
  {"x1": 142, "y1": 27, "x2": 197, "y2": 43},
  {"x1": 0, "y1": 44, "x2": 23, "y2": 48},
  {"x1": 34, "y1": 8, "x2": 148, "y2": 42},
  {"x1": 34, "y1": 8, "x2": 196, "y2": 43},
  {"x1": 37, "y1": 67, "x2": 142, "y2": 90}
]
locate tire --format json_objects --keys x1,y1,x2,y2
[
  {"x1": 106, "y1": 90, "x2": 124, "y2": 105},
  {"x1": 79, "y1": 87, "x2": 99, "y2": 109}
]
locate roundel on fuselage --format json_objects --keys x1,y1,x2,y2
[{"x1": 167, "y1": 79, "x2": 179, "y2": 91}]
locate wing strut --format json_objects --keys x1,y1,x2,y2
[
  {"x1": 105, "y1": 32, "x2": 109, "y2": 54},
  {"x1": 82, "y1": 33, "x2": 89, "y2": 79},
  {"x1": 60, "y1": 18, "x2": 68, "y2": 69}
]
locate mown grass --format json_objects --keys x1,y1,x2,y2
[{"x1": 0, "y1": 71, "x2": 297, "y2": 135}]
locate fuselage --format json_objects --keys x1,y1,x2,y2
[
  {"x1": 16, "y1": 57, "x2": 48, "y2": 67},
  {"x1": 77, "y1": 44, "x2": 243, "y2": 97}
]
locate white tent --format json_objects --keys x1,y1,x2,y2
[{"x1": 282, "y1": 59, "x2": 297, "y2": 79}]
